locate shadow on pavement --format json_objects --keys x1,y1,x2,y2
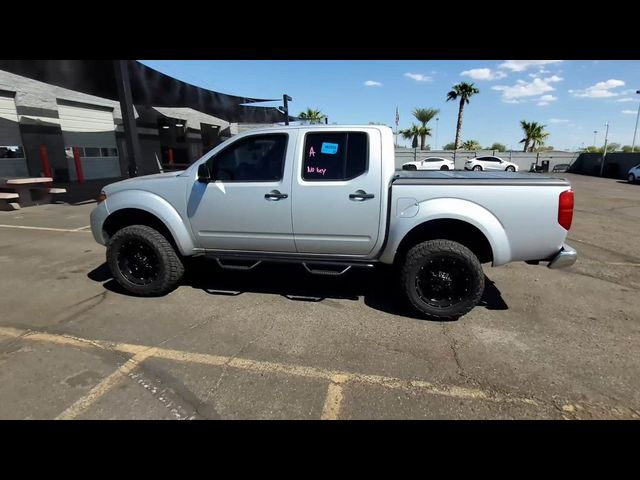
[{"x1": 87, "y1": 259, "x2": 508, "y2": 322}]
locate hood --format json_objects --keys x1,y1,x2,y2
[{"x1": 103, "y1": 170, "x2": 185, "y2": 194}]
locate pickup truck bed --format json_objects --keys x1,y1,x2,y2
[{"x1": 393, "y1": 170, "x2": 570, "y2": 184}]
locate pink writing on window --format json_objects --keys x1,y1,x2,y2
[
  {"x1": 306, "y1": 166, "x2": 327, "y2": 175},
  {"x1": 308, "y1": 146, "x2": 316, "y2": 157}
]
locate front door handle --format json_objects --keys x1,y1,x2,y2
[
  {"x1": 349, "y1": 190, "x2": 375, "y2": 201},
  {"x1": 265, "y1": 190, "x2": 288, "y2": 201}
]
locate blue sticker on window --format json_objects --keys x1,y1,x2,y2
[{"x1": 321, "y1": 142, "x2": 339, "y2": 155}]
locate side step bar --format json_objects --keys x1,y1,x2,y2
[
  {"x1": 302, "y1": 263, "x2": 352, "y2": 276},
  {"x1": 207, "y1": 253, "x2": 375, "y2": 276},
  {"x1": 215, "y1": 259, "x2": 262, "y2": 271}
]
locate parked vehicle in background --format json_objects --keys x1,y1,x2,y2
[
  {"x1": 628, "y1": 164, "x2": 640, "y2": 183},
  {"x1": 552, "y1": 163, "x2": 570, "y2": 173},
  {"x1": 91, "y1": 125, "x2": 576, "y2": 321},
  {"x1": 465, "y1": 156, "x2": 519, "y2": 172},
  {"x1": 402, "y1": 157, "x2": 455, "y2": 171}
]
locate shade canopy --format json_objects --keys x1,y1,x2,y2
[{"x1": 0, "y1": 60, "x2": 291, "y2": 123}]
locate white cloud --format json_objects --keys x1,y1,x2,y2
[
  {"x1": 404, "y1": 72, "x2": 432, "y2": 82},
  {"x1": 537, "y1": 94, "x2": 558, "y2": 106},
  {"x1": 364, "y1": 80, "x2": 382, "y2": 87},
  {"x1": 570, "y1": 79, "x2": 625, "y2": 98},
  {"x1": 617, "y1": 97, "x2": 638, "y2": 103},
  {"x1": 549, "y1": 118, "x2": 570, "y2": 123},
  {"x1": 460, "y1": 68, "x2": 507, "y2": 81},
  {"x1": 499, "y1": 60, "x2": 563, "y2": 72},
  {"x1": 492, "y1": 75, "x2": 563, "y2": 102},
  {"x1": 622, "y1": 110, "x2": 637, "y2": 114}
]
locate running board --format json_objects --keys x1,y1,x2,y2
[
  {"x1": 215, "y1": 259, "x2": 262, "y2": 271},
  {"x1": 302, "y1": 263, "x2": 353, "y2": 276}
]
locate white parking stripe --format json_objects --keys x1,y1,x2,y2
[{"x1": 0, "y1": 224, "x2": 91, "y2": 233}]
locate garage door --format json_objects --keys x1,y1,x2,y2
[
  {"x1": 0, "y1": 93, "x2": 29, "y2": 178},
  {"x1": 58, "y1": 102, "x2": 121, "y2": 180}
]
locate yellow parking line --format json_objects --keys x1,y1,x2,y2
[
  {"x1": 0, "y1": 224, "x2": 91, "y2": 233},
  {"x1": 321, "y1": 374, "x2": 351, "y2": 420},
  {"x1": 55, "y1": 348, "x2": 157, "y2": 420},
  {"x1": 3, "y1": 326, "x2": 540, "y2": 413}
]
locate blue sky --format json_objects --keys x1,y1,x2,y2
[{"x1": 140, "y1": 60, "x2": 640, "y2": 150}]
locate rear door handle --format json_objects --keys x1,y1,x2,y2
[
  {"x1": 265, "y1": 190, "x2": 288, "y2": 201},
  {"x1": 349, "y1": 190, "x2": 375, "y2": 201}
]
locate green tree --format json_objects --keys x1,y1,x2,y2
[
  {"x1": 442, "y1": 142, "x2": 457, "y2": 150},
  {"x1": 520, "y1": 121, "x2": 549, "y2": 152},
  {"x1": 489, "y1": 142, "x2": 506, "y2": 152},
  {"x1": 622, "y1": 145, "x2": 638, "y2": 153},
  {"x1": 605, "y1": 142, "x2": 621, "y2": 153},
  {"x1": 446, "y1": 82, "x2": 480, "y2": 150},
  {"x1": 298, "y1": 108, "x2": 326, "y2": 124},
  {"x1": 399, "y1": 124, "x2": 421, "y2": 148},
  {"x1": 461, "y1": 139, "x2": 481, "y2": 150},
  {"x1": 411, "y1": 108, "x2": 439, "y2": 150},
  {"x1": 584, "y1": 145, "x2": 599, "y2": 153}
]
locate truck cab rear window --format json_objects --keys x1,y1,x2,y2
[{"x1": 302, "y1": 132, "x2": 368, "y2": 181}]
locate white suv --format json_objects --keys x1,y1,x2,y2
[
  {"x1": 464, "y1": 156, "x2": 519, "y2": 172},
  {"x1": 628, "y1": 164, "x2": 640, "y2": 183}
]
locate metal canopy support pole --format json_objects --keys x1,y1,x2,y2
[
  {"x1": 283, "y1": 94, "x2": 292, "y2": 126},
  {"x1": 114, "y1": 60, "x2": 142, "y2": 177}
]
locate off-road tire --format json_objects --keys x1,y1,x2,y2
[
  {"x1": 107, "y1": 225, "x2": 184, "y2": 296},
  {"x1": 400, "y1": 239, "x2": 484, "y2": 320}
]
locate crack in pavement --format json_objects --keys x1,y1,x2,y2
[{"x1": 441, "y1": 323, "x2": 467, "y2": 380}]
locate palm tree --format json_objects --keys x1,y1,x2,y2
[
  {"x1": 412, "y1": 108, "x2": 439, "y2": 150},
  {"x1": 529, "y1": 124, "x2": 550, "y2": 151},
  {"x1": 519, "y1": 120, "x2": 533, "y2": 152},
  {"x1": 461, "y1": 140, "x2": 481, "y2": 151},
  {"x1": 520, "y1": 121, "x2": 549, "y2": 152},
  {"x1": 399, "y1": 124, "x2": 422, "y2": 149},
  {"x1": 298, "y1": 108, "x2": 326, "y2": 124},
  {"x1": 446, "y1": 82, "x2": 480, "y2": 150}
]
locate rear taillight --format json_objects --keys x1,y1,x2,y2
[{"x1": 558, "y1": 189, "x2": 574, "y2": 230}]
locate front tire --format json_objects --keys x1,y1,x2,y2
[
  {"x1": 629, "y1": 173, "x2": 636, "y2": 183},
  {"x1": 107, "y1": 225, "x2": 184, "y2": 296},
  {"x1": 473, "y1": 165, "x2": 482, "y2": 171},
  {"x1": 400, "y1": 239, "x2": 484, "y2": 320}
]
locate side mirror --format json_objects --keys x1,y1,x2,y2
[{"x1": 197, "y1": 163, "x2": 211, "y2": 183}]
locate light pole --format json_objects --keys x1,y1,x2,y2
[
  {"x1": 593, "y1": 130, "x2": 598, "y2": 147},
  {"x1": 435, "y1": 117, "x2": 439, "y2": 150},
  {"x1": 600, "y1": 122, "x2": 609, "y2": 177},
  {"x1": 632, "y1": 90, "x2": 640, "y2": 152}
]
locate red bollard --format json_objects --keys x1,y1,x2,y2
[
  {"x1": 72, "y1": 147, "x2": 85, "y2": 184},
  {"x1": 39, "y1": 145, "x2": 52, "y2": 178},
  {"x1": 168, "y1": 148, "x2": 174, "y2": 165}
]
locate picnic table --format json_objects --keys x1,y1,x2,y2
[{"x1": 0, "y1": 177, "x2": 66, "y2": 210}]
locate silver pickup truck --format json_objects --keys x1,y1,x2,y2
[{"x1": 90, "y1": 125, "x2": 576, "y2": 320}]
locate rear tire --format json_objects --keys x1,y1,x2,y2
[
  {"x1": 473, "y1": 165, "x2": 482, "y2": 171},
  {"x1": 440, "y1": 165, "x2": 449, "y2": 171},
  {"x1": 505, "y1": 166, "x2": 515, "y2": 172},
  {"x1": 107, "y1": 225, "x2": 184, "y2": 296},
  {"x1": 400, "y1": 239, "x2": 485, "y2": 320},
  {"x1": 403, "y1": 164, "x2": 417, "y2": 171},
  {"x1": 629, "y1": 173, "x2": 636, "y2": 183}
]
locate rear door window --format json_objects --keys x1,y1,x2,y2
[{"x1": 302, "y1": 132, "x2": 368, "y2": 181}]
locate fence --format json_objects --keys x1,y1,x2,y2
[
  {"x1": 394, "y1": 148, "x2": 579, "y2": 172},
  {"x1": 568, "y1": 152, "x2": 640, "y2": 180}
]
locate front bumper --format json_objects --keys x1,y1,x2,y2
[
  {"x1": 547, "y1": 243, "x2": 577, "y2": 269},
  {"x1": 89, "y1": 200, "x2": 110, "y2": 246}
]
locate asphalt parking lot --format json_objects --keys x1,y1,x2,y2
[{"x1": 0, "y1": 173, "x2": 639, "y2": 419}]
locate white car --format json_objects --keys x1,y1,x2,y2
[
  {"x1": 402, "y1": 157, "x2": 455, "y2": 171},
  {"x1": 464, "y1": 156, "x2": 519, "y2": 172},
  {"x1": 628, "y1": 164, "x2": 640, "y2": 183}
]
